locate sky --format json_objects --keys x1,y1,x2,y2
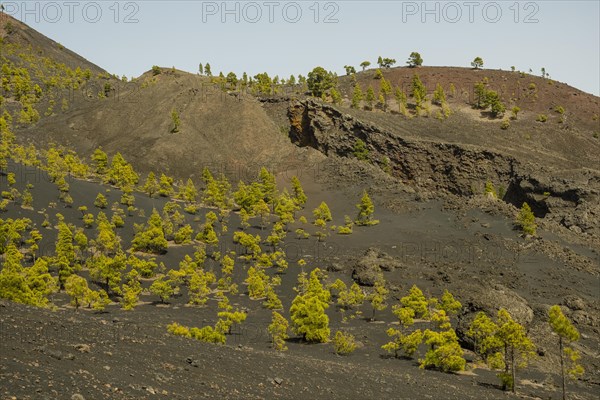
[{"x1": 3, "y1": 0, "x2": 599, "y2": 96}]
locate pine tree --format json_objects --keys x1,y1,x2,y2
[
  {"x1": 290, "y1": 293, "x2": 330, "y2": 343},
  {"x1": 0, "y1": 249, "x2": 56, "y2": 307},
  {"x1": 366, "y1": 86, "x2": 375, "y2": 109},
  {"x1": 264, "y1": 285, "x2": 283, "y2": 310},
  {"x1": 252, "y1": 199, "x2": 270, "y2": 230},
  {"x1": 432, "y1": 83, "x2": 446, "y2": 105},
  {"x1": 412, "y1": 74, "x2": 427, "y2": 108},
  {"x1": 158, "y1": 173, "x2": 174, "y2": 197},
  {"x1": 83, "y1": 288, "x2": 110, "y2": 311},
  {"x1": 352, "y1": 139, "x2": 369, "y2": 161},
  {"x1": 313, "y1": 202, "x2": 332, "y2": 224},
  {"x1": 382, "y1": 305, "x2": 423, "y2": 359},
  {"x1": 217, "y1": 254, "x2": 235, "y2": 291},
  {"x1": 368, "y1": 280, "x2": 389, "y2": 321},
  {"x1": 54, "y1": 221, "x2": 79, "y2": 287},
  {"x1": 351, "y1": 84, "x2": 363, "y2": 109},
  {"x1": 94, "y1": 193, "x2": 108, "y2": 209},
  {"x1": 173, "y1": 224, "x2": 193, "y2": 244},
  {"x1": 105, "y1": 152, "x2": 139, "y2": 189},
  {"x1": 516, "y1": 203, "x2": 536, "y2": 236},
  {"x1": 141, "y1": 172, "x2": 160, "y2": 198},
  {"x1": 88, "y1": 251, "x2": 126, "y2": 294},
  {"x1": 121, "y1": 269, "x2": 142, "y2": 310},
  {"x1": 355, "y1": 190, "x2": 379, "y2": 226},
  {"x1": 26, "y1": 229, "x2": 42, "y2": 261},
  {"x1": 258, "y1": 167, "x2": 276, "y2": 205},
  {"x1": 407, "y1": 52, "x2": 423, "y2": 67},
  {"x1": 473, "y1": 80, "x2": 487, "y2": 109},
  {"x1": 196, "y1": 212, "x2": 219, "y2": 247},
  {"x1": 439, "y1": 290, "x2": 462, "y2": 315},
  {"x1": 150, "y1": 274, "x2": 179, "y2": 303},
  {"x1": 182, "y1": 178, "x2": 198, "y2": 203},
  {"x1": 290, "y1": 176, "x2": 307, "y2": 207},
  {"x1": 401, "y1": 285, "x2": 429, "y2": 319},
  {"x1": 471, "y1": 57, "x2": 484, "y2": 69},
  {"x1": 290, "y1": 268, "x2": 331, "y2": 343},
  {"x1": 467, "y1": 311, "x2": 502, "y2": 361},
  {"x1": 245, "y1": 266, "x2": 268, "y2": 299},
  {"x1": 188, "y1": 269, "x2": 216, "y2": 305},
  {"x1": 496, "y1": 308, "x2": 536, "y2": 393},
  {"x1": 420, "y1": 328, "x2": 465, "y2": 372},
  {"x1": 268, "y1": 311, "x2": 289, "y2": 351},
  {"x1": 337, "y1": 282, "x2": 365, "y2": 321},
  {"x1": 91, "y1": 147, "x2": 108, "y2": 175},
  {"x1": 548, "y1": 305, "x2": 584, "y2": 400},
  {"x1": 93, "y1": 212, "x2": 120, "y2": 256},
  {"x1": 380, "y1": 77, "x2": 392, "y2": 101},
  {"x1": 395, "y1": 87, "x2": 408, "y2": 113},
  {"x1": 131, "y1": 209, "x2": 168, "y2": 254},
  {"x1": 64, "y1": 274, "x2": 88, "y2": 310}
]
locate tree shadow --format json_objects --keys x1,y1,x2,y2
[
  {"x1": 285, "y1": 337, "x2": 306, "y2": 345},
  {"x1": 479, "y1": 111, "x2": 501, "y2": 120},
  {"x1": 475, "y1": 381, "x2": 503, "y2": 391}
]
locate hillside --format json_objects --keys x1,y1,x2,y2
[
  {"x1": 1, "y1": 13, "x2": 599, "y2": 400},
  {"x1": 0, "y1": 13, "x2": 105, "y2": 75},
  {"x1": 19, "y1": 68, "x2": 303, "y2": 181}
]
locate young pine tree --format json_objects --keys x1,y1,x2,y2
[
  {"x1": 496, "y1": 308, "x2": 536, "y2": 393},
  {"x1": 367, "y1": 280, "x2": 389, "y2": 321},
  {"x1": 268, "y1": 311, "x2": 290, "y2": 351},
  {"x1": 516, "y1": 202, "x2": 536, "y2": 236},
  {"x1": 289, "y1": 269, "x2": 331, "y2": 343},
  {"x1": 141, "y1": 172, "x2": 160, "y2": 198},
  {"x1": 64, "y1": 274, "x2": 88, "y2": 310},
  {"x1": 355, "y1": 190, "x2": 379, "y2": 226},
  {"x1": 548, "y1": 305, "x2": 584, "y2": 400},
  {"x1": 351, "y1": 84, "x2": 363, "y2": 109}
]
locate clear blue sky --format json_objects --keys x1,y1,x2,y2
[{"x1": 4, "y1": 0, "x2": 599, "y2": 95}]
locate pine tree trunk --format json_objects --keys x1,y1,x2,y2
[
  {"x1": 560, "y1": 337, "x2": 566, "y2": 400},
  {"x1": 511, "y1": 348, "x2": 516, "y2": 394},
  {"x1": 503, "y1": 344, "x2": 510, "y2": 391}
]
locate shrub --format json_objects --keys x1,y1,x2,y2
[
  {"x1": 484, "y1": 181, "x2": 497, "y2": 198},
  {"x1": 510, "y1": 106, "x2": 520, "y2": 120},
  {"x1": 4, "y1": 22, "x2": 15, "y2": 34},
  {"x1": 536, "y1": 114, "x2": 547, "y2": 123},
  {"x1": 167, "y1": 322, "x2": 191, "y2": 337},
  {"x1": 333, "y1": 331, "x2": 358, "y2": 355},
  {"x1": 352, "y1": 139, "x2": 369, "y2": 161},
  {"x1": 190, "y1": 326, "x2": 226, "y2": 344},
  {"x1": 152, "y1": 65, "x2": 161, "y2": 76},
  {"x1": 500, "y1": 120, "x2": 510, "y2": 130},
  {"x1": 337, "y1": 225, "x2": 352, "y2": 235},
  {"x1": 171, "y1": 109, "x2": 180, "y2": 133}
]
